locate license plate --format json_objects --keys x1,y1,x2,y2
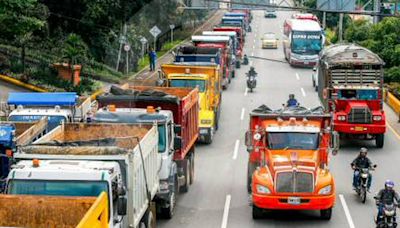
[
  {"x1": 288, "y1": 197, "x2": 301, "y2": 205},
  {"x1": 355, "y1": 126, "x2": 364, "y2": 131}
]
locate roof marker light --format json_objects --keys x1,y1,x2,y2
[{"x1": 32, "y1": 159, "x2": 40, "y2": 168}]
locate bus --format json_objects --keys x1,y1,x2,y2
[{"x1": 283, "y1": 19, "x2": 324, "y2": 67}]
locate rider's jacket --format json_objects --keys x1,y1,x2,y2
[
  {"x1": 351, "y1": 156, "x2": 372, "y2": 169},
  {"x1": 376, "y1": 189, "x2": 400, "y2": 205}
]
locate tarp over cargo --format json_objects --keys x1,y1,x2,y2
[{"x1": 8, "y1": 92, "x2": 77, "y2": 106}]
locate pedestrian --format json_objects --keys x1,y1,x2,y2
[{"x1": 149, "y1": 48, "x2": 157, "y2": 71}]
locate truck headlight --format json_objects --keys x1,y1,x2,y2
[
  {"x1": 373, "y1": 115, "x2": 382, "y2": 121},
  {"x1": 318, "y1": 185, "x2": 332, "y2": 195},
  {"x1": 337, "y1": 115, "x2": 346, "y2": 121},
  {"x1": 256, "y1": 185, "x2": 271, "y2": 194},
  {"x1": 201, "y1": 119, "x2": 212, "y2": 125}
]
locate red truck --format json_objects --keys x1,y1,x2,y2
[
  {"x1": 317, "y1": 44, "x2": 386, "y2": 148},
  {"x1": 96, "y1": 85, "x2": 199, "y2": 218},
  {"x1": 192, "y1": 35, "x2": 234, "y2": 86},
  {"x1": 213, "y1": 26, "x2": 245, "y2": 68}
]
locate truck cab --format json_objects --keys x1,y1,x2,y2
[
  {"x1": 7, "y1": 159, "x2": 124, "y2": 227},
  {"x1": 161, "y1": 63, "x2": 221, "y2": 144},
  {"x1": 245, "y1": 106, "x2": 339, "y2": 220},
  {"x1": 7, "y1": 92, "x2": 91, "y2": 131},
  {"x1": 318, "y1": 43, "x2": 386, "y2": 148}
]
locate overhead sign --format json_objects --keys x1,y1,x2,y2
[
  {"x1": 317, "y1": 0, "x2": 355, "y2": 11},
  {"x1": 149, "y1": 26, "x2": 161, "y2": 38}
]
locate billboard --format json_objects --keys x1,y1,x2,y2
[{"x1": 317, "y1": 0, "x2": 356, "y2": 11}]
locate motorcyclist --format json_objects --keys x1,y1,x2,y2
[
  {"x1": 286, "y1": 94, "x2": 298, "y2": 107},
  {"x1": 351, "y1": 147, "x2": 373, "y2": 191},
  {"x1": 248, "y1": 66, "x2": 257, "y2": 77},
  {"x1": 243, "y1": 54, "x2": 249, "y2": 65},
  {"x1": 375, "y1": 180, "x2": 400, "y2": 223}
]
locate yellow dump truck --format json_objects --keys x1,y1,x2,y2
[
  {"x1": 0, "y1": 192, "x2": 108, "y2": 228},
  {"x1": 160, "y1": 62, "x2": 222, "y2": 144}
]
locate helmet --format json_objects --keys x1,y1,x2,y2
[
  {"x1": 385, "y1": 180, "x2": 395, "y2": 189},
  {"x1": 250, "y1": 66, "x2": 255, "y2": 71},
  {"x1": 360, "y1": 147, "x2": 368, "y2": 156},
  {"x1": 289, "y1": 94, "x2": 295, "y2": 99}
]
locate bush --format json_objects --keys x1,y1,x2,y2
[{"x1": 385, "y1": 66, "x2": 400, "y2": 83}]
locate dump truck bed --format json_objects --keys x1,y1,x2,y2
[
  {"x1": 97, "y1": 85, "x2": 199, "y2": 160},
  {"x1": 0, "y1": 192, "x2": 108, "y2": 228}
]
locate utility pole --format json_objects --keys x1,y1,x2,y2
[
  {"x1": 116, "y1": 24, "x2": 127, "y2": 71},
  {"x1": 373, "y1": 0, "x2": 380, "y2": 24},
  {"x1": 338, "y1": 13, "x2": 344, "y2": 42}
]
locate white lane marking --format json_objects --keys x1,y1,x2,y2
[
  {"x1": 252, "y1": 45, "x2": 255, "y2": 49},
  {"x1": 244, "y1": 88, "x2": 248, "y2": 96},
  {"x1": 254, "y1": 33, "x2": 257, "y2": 38},
  {"x1": 249, "y1": 61, "x2": 253, "y2": 66},
  {"x1": 339, "y1": 194, "x2": 356, "y2": 228},
  {"x1": 240, "y1": 108, "x2": 245, "y2": 120},
  {"x1": 295, "y1": 73, "x2": 300, "y2": 80},
  {"x1": 251, "y1": 52, "x2": 254, "y2": 56},
  {"x1": 253, "y1": 39, "x2": 256, "y2": 43},
  {"x1": 232, "y1": 139, "x2": 240, "y2": 160},
  {"x1": 221, "y1": 194, "x2": 232, "y2": 228},
  {"x1": 301, "y1": 87, "x2": 306, "y2": 97}
]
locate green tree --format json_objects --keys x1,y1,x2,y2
[
  {"x1": 0, "y1": 0, "x2": 48, "y2": 72},
  {"x1": 344, "y1": 19, "x2": 371, "y2": 42}
]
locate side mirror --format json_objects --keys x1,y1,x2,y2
[
  {"x1": 117, "y1": 186, "x2": 126, "y2": 196},
  {"x1": 244, "y1": 131, "x2": 253, "y2": 152},
  {"x1": 174, "y1": 136, "x2": 182, "y2": 150},
  {"x1": 117, "y1": 197, "x2": 127, "y2": 216},
  {"x1": 174, "y1": 124, "x2": 181, "y2": 133},
  {"x1": 331, "y1": 131, "x2": 340, "y2": 155}
]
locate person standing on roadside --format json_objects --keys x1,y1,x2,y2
[{"x1": 149, "y1": 48, "x2": 157, "y2": 71}]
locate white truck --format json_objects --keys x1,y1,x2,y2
[
  {"x1": 9, "y1": 123, "x2": 160, "y2": 228},
  {"x1": 7, "y1": 92, "x2": 91, "y2": 130}
]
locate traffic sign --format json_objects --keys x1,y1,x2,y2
[
  {"x1": 169, "y1": 24, "x2": 175, "y2": 30},
  {"x1": 124, "y1": 44, "x2": 131, "y2": 52},
  {"x1": 149, "y1": 26, "x2": 161, "y2": 38},
  {"x1": 140, "y1": 37, "x2": 148, "y2": 44}
]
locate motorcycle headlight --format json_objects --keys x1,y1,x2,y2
[
  {"x1": 361, "y1": 173, "x2": 369, "y2": 178},
  {"x1": 318, "y1": 185, "x2": 332, "y2": 195},
  {"x1": 384, "y1": 209, "x2": 395, "y2": 217},
  {"x1": 337, "y1": 115, "x2": 346, "y2": 121},
  {"x1": 373, "y1": 115, "x2": 382, "y2": 121},
  {"x1": 256, "y1": 184, "x2": 271, "y2": 194}
]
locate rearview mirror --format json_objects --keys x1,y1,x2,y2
[
  {"x1": 174, "y1": 136, "x2": 182, "y2": 150},
  {"x1": 245, "y1": 131, "x2": 253, "y2": 152},
  {"x1": 117, "y1": 197, "x2": 127, "y2": 216},
  {"x1": 174, "y1": 124, "x2": 181, "y2": 133},
  {"x1": 331, "y1": 131, "x2": 340, "y2": 155}
]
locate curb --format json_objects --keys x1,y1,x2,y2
[
  {"x1": 0, "y1": 74, "x2": 48, "y2": 92},
  {"x1": 90, "y1": 88, "x2": 105, "y2": 100}
]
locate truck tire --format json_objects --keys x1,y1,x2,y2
[
  {"x1": 204, "y1": 129, "x2": 213, "y2": 144},
  {"x1": 160, "y1": 175, "x2": 178, "y2": 219},
  {"x1": 376, "y1": 134, "x2": 384, "y2": 148},
  {"x1": 179, "y1": 159, "x2": 190, "y2": 193},
  {"x1": 189, "y1": 151, "x2": 195, "y2": 185},
  {"x1": 320, "y1": 208, "x2": 332, "y2": 220},
  {"x1": 252, "y1": 205, "x2": 264, "y2": 219}
]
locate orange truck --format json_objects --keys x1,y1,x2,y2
[{"x1": 244, "y1": 105, "x2": 339, "y2": 220}]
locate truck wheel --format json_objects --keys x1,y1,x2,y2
[
  {"x1": 252, "y1": 205, "x2": 264, "y2": 219},
  {"x1": 179, "y1": 159, "x2": 190, "y2": 193},
  {"x1": 189, "y1": 151, "x2": 195, "y2": 185},
  {"x1": 160, "y1": 176, "x2": 177, "y2": 219},
  {"x1": 376, "y1": 134, "x2": 384, "y2": 148},
  {"x1": 320, "y1": 208, "x2": 332, "y2": 220},
  {"x1": 204, "y1": 130, "x2": 213, "y2": 144}
]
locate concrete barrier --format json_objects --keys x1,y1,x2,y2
[
  {"x1": 0, "y1": 74, "x2": 47, "y2": 92},
  {"x1": 385, "y1": 91, "x2": 400, "y2": 116}
]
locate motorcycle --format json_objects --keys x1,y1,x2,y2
[
  {"x1": 246, "y1": 72, "x2": 257, "y2": 92},
  {"x1": 354, "y1": 165, "x2": 376, "y2": 203},
  {"x1": 375, "y1": 200, "x2": 398, "y2": 228}
]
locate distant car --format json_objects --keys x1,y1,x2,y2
[
  {"x1": 261, "y1": 33, "x2": 278, "y2": 49},
  {"x1": 264, "y1": 9, "x2": 277, "y2": 18}
]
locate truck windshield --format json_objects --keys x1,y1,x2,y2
[
  {"x1": 7, "y1": 179, "x2": 108, "y2": 197},
  {"x1": 291, "y1": 31, "x2": 322, "y2": 55},
  {"x1": 158, "y1": 124, "x2": 166, "y2": 152},
  {"x1": 338, "y1": 89, "x2": 378, "y2": 100},
  {"x1": 8, "y1": 115, "x2": 67, "y2": 130},
  {"x1": 268, "y1": 132, "x2": 319, "y2": 150},
  {"x1": 170, "y1": 79, "x2": 206, "y2": 92}
]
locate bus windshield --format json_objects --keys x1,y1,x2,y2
[
  {"x1": 8, "y1": 179, "x2": 108, "y2": 197},
  {"x1": 170, "y1": 79, "x2": 206, "y2": 92},
  {"x1": 291, "y1": 31, "x2": 322, "y2": 55},
  {"x1": 268, "y1": 132, "x2": 319, "y2": 150}
]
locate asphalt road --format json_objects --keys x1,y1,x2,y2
[{"x1": 159, "y1": 9, "x2": 400, "y2": 228}]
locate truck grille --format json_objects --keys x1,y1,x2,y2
[
  {"x1": 348, "y1": 107, "x2": 372, "y2": 124},
  {"x1": 276, "y1": 172, "x2": 314, "y2": 193}
]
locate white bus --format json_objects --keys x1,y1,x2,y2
[{"x1": 283, "y1": 19, "x2": 324, "y2": 67}]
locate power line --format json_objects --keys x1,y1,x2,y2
[{"x1": 204, "y1": 0, "x2": 400, "y2": 17}]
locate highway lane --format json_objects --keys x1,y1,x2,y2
[{"x1": 159, "y1": 8, "x2": 400, "y2": 228}]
